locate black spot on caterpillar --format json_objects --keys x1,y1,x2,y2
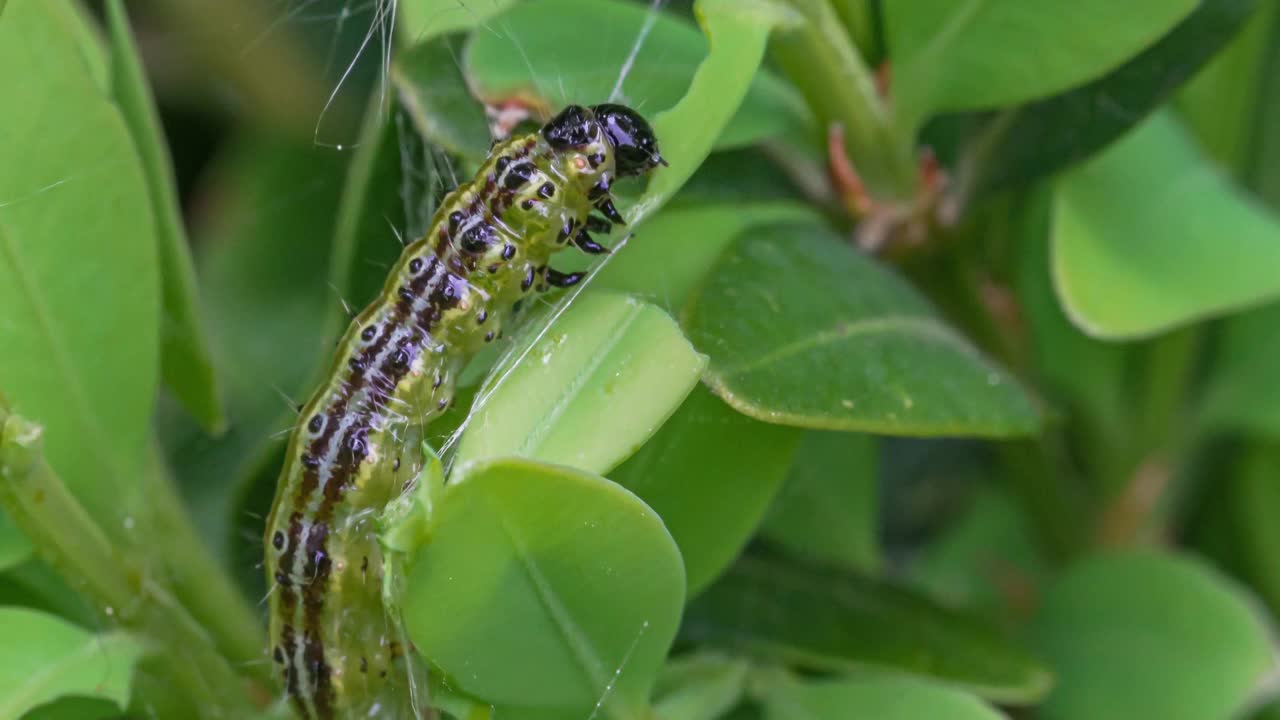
[{"x1": 262, "y1": 103, "x2": 663, "y2": 719}]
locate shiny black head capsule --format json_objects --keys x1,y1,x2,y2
[
  {"x1": 541, "y1": 103, "x2": 665, "y2": 177},
  {"x1": 541, "y1": 104, "x2": 596, "y2": 150},
  {"x1": 590, "y1": 103, "x2": 665, "y2": 177}
]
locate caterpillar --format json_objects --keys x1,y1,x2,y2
[{"x1": 262, "y1": 103, "x2": 665, "y2": 720}]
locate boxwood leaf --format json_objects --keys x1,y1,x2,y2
[
  {"x1": 1030, "y1": 551, "x2": 1273, "y2": 720},
  {"x1": 402, "y1": 457, "x2": 685, "y2": 716},
  {"x1": 683, "y1": 555, "x2": 1053, "y2": 703},
  {"x1": 685, "y1": 222, "x2": 1040, "y2": 436},
  {"x1": 0, "y1": 0, "x2": 159, "y2": 528},
  {"x1": 887, "y1": 0, "x2": 1195, "y2": 127},
  {"x1": 1052, "y1": 110, "x2": 1280, "y2": 338},
  {"x1": 977, "y1": 0, "x2": 1258, "y2": 192},
  {"x1": 760, "y1": 431, "x2": 880, "y2": 573},
  {"x1": 0, "y1": 607, "x2": 145, "y2": 718},
  {"x1": 462, "y1": 0, "x2": 808, "y2": 151},
  {"x1": 455, "y1": 292, "x2": 706, "y2": 475},
  {"x1": 609, "y1": 384, "x2": 802, "y2": 594},
  {"x1": 760, "y1": 674, "x2": 1008, "y2": 720}
]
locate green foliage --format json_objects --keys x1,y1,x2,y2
[
  {"x1": 1029, "y1": 552, "x2": 1273, "y2": 720},
  {"x1": 3, "y1": 0, "x2": 1280, "y2": 718},
  {"x1": 686, "y1": 222, "x2": 1040, "y2": 435},
  {"x1": 0, "y1": 607, "x2": 145, "y2": 719}
]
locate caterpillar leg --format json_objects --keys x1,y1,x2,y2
[
  {"x1": 573, "y1": 230, "x2": 609, "y2": 255},
  {"x1": 546, "y1": 269, "x2": 586, "y2": 288},
  {"x1": 585, "y1": 215, "x2": 614, "y2": 234},
  {"x1": 378, "y1": 442, "x2": 445, "y2": 719},
  {"x1": 594, "y1": 197, "x2": 626, "y2": 225}
]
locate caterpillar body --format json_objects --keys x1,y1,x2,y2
[{"x1": 263, "y1": 103, "x2": 665, "y2": 720}]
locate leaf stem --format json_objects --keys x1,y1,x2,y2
[
  {"x1": 772, "y1": 0, "x2": 917, "y2": 202},
  {"x1": 0, "y1": 406, "x2": 261, "y2": 718}
]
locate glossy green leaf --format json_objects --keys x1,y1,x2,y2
[
  {"x1": 0, "y1": 607, "x2": 145, "y2": 718},
  {"x1": 684, "y1": 555, "x2": 1053, "y2": 703},
  {"x1": 978, "y1": 0, "x2": 1257, "y2": 192},
  {"x1": 685, "y1": 222, "x2": 1040, "y2": 436},
  {"x1": 105, "y1": 0, "x2": 224, "y2": 432},
  {"x1": 556, "y1": 202, "x2": 819, "y2": 312},
  {"x1": 610, "y1": 385, "x2": 802, "y2": 594},
  {"x1": 1031, "y1": 551, "x2": 1272, "y2": 720},
  {"x1": 403, "y1": 457, "x2": 684, "y2": 715},
  {"x1": 399, "y1": 0, "x2": 519, "y2": 45},
  {"x1": 455, "y1": 292, "x2": 706, "y2": 475},
  {"x1": 0, "y1": 0, "x2": 159, "y2": 528},
  {"x1": 158, "y1": 136, "x2": 348, "y2": 559},
  {"x1": 392, "y1": 35, "x2": 492, "y2": 161},
  {"x1": 1177, "y1": 1, "x2": 1278, "y2": 172},
  {"x1": 0, "y1": 508, "x2": 31, "y2": 572},
  {"x1": 760, "y1": 674, "x2": 1007, "y2": 720},
  {"x1": 463, "y1": 0, "x2": 807, "y2": 152},
  {"x1": 886, "y1": 0, "x2": 1195, "y2": 126},
  {"x1": 1202, "y1": 302, "x2": 1280, "y2": 435},
  {"x1": 1053, "y1": 111, "x2": 1280, "y2": 338},
  {"x1": 760, "y1": 432, "x2": 879, "y2": 573},
  {"x1": 632, "y1": 0, "x2": 800, "y2": 224},
  {"x1": 669, "y1": 148, "x2": 808, "y2": 207}
]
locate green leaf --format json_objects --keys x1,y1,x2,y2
[
  {"x1": 685, "y1": 222, "x2": 1040, "y2": 436},
  {"x1": 652, "y1": 653, "x2": 751, "y2": 720},
  {"x1": 907, "y1": 488, "x2": 1045, "y2": 615},
  {"x1": 0, "y1": 607, "x2": 145, "y2": 718},
  {"x1": 609, "y1": 385, "x2": 802, "y2": 594},
  {"x1": 670, "y1": 148, "x2": 808, "y2": 207},
  {"x1": 1202, "y1": 303, "x2": 1280, "y2": 435},
  {"x1": 1176, "y1": 1, "x2": 1278, "y2": 172},
  {"x1": 0, "y1": 507, "x2": 31, "y2": 572},
  {"x1": 403, "y1": 457, "x2": 685, "y2": 716},
  {"x1": 454, "y1": 292, "x2": 706, "y2": 475},
  {"x1": 0, "y1": 0, "x2": 159, "y2": 528},
  {"x1": 556, "y1": 202, "x2": 819, "y2": 312},
  {"x1": 634, "y1": 0, "x2": 801, "y2": 224},
  {"x1": 886, "y1": 0, "x2": 1196, "y2": 126},
  {"x1": 398, "y1": 0, "x2": 519, "y2": 45},
  {"x1": 104, "y1": 0, "x2": 224, "y2": 432},
  {"x1": 20, "y1": 696, "x2": 121, "y2": 720},
  {"x1": 760, "y1": 674, "x2": 1008, "y2": 720},
  {"x1": 392, "y1": 35, "x2": 492, "y2": 161},
  {"x1": 158, "y1": 136, "x2": 349, "y2": 560},
  {"x1": 462, "y1": 0, "x2": 807, "y2": 152},
  {"x1": 760, "y1": 431, "x2": 879, "y2": 574},
  {"x1": 1031, "y1": 551, "x2": 1272, "y2": 720},
  {"x1": 977, "y1": 0, "x2": 1258, "y2": 192},
  {"x1": 1053, "y1": 111, "x2": 1280, "y2": 338},
  {"x1": 1016, "y1": 189, "x2": 1131, "y2": 437},
  {"x1": 684, "y1": 555, "x2": 1053, "y2": 703}
]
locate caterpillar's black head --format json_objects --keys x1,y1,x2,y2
[
  {"x1": 591, "y1": 103, "x2": 665, "y2": 177},
  {"x1": 541, "y1": 103, "x2": 665, "y2": 178}
]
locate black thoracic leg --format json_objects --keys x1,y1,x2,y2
[
  {"x1": 573, "y1": 229, "x2": 609, "y2": 255},
  {"x1": 595, "y1": 197, "x2": 625, "y2": 225},
  {"x1": 585, "y1": 215, "x2": 614, "y2": 234},
  {"x1": 546, "y1": 269, "x2": 586, "y2": 288}
]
